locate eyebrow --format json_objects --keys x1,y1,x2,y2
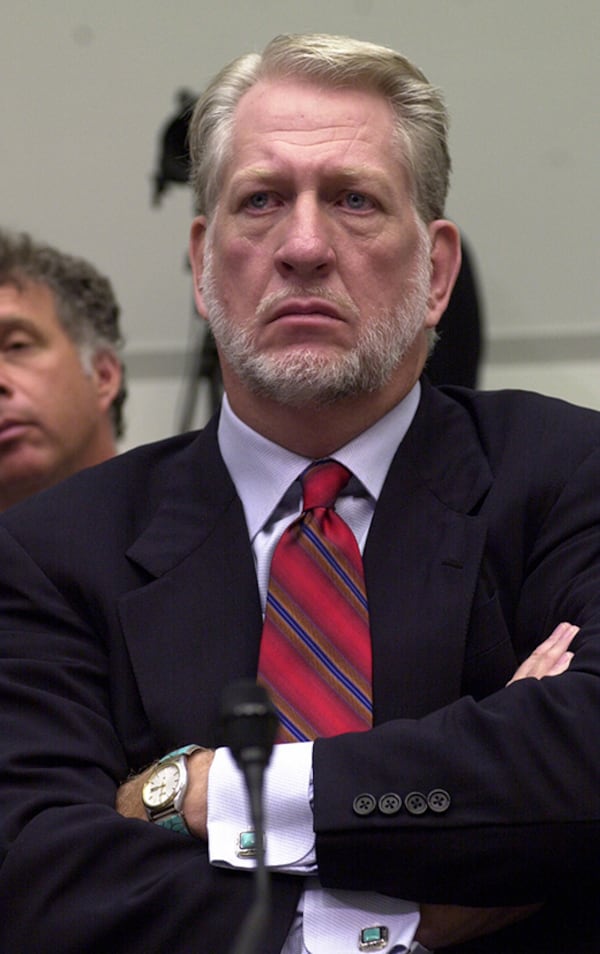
[
  {"x1": 228, "y1": 164, "x2": 396, "y2": 198},
  {"x1": 0, "y1": 317, "x2": 40, "y2": 336}
]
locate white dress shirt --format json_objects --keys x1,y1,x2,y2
[{"x1": 208, "y1": 387, "x2": 431, "y2": 954}]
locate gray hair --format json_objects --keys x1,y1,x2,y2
[
  {"x1": 0, "y1": 229, "x2": 126, "y2": 438},
  {"x1": 189, "y1": 33, "x2": 451, "y2": 224}
]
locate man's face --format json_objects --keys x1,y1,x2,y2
[
  {"x1": 191, "y1": 78, "x2": 457, "y2": 409},
  {"x1": 0, "y1": 281, "x2": 118, "y2": 508}
]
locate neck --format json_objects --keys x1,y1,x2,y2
[
  {"x1": 0, "y1": 433, "x2": 117, "y2": 513},
  {"x1": 225, "y1": 379, "x2": 417, "y2": 458}
]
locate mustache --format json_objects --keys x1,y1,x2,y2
[{"x1": 255, "y1": 286, "x2": 360, "y2": 321}]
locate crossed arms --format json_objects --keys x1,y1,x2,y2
[{"x1": 116, "y1": 621, "x2": 578, "y2": 950}]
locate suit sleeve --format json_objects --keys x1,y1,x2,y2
[
  {"x1": 0, "y1": 527, "x2": 295, "y2": 954},
  {"x1": 312, "y1": 444, "x2": 600, "y2": 906}
]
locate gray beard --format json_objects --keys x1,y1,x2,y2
[{"x1": 201, "y1": 238, "x2": 431, "y2": 407}]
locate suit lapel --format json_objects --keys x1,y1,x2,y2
[
  {"x1": 118, "y1": 421, "x2": 263, "y2": 750},
  {"x1": 116, "y1": 384, "x2": 495, "y2": 743},
  {"x1": 365, "y1": 382, "x2": 493, "y2": 721}
]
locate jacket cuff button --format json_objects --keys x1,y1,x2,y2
[
  {"x1": 378, "y1": 792, "x2": 402, "y2": 815},
  {"x1": 353, "y1": 793, "x2": 377, "y2": 816},
  {"x1": 427, "y1": 788, "x2": 451, "y2": 813},
  {"x1": 405, "y1": 791, "x2": 428, "y2": 815}
]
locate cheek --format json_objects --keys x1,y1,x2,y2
[
  {"x1": 355, "y1": 235, "x2": 427, "y2": 297},
  {"x1": 212, "y1": 236, "x2": 271, "y2": 299},
  {"x1": 39, "y1": 391, "x2": 83, "y2": 434},
  {"x1": 43, "y1": 365, "x2": 99, "y2": 425},
  {"x1": 222, "y1": 232, "x2": 268, "y2": 269},
  {"x1": 342, "y1": 246, "x2": 407, "y2": 304}
]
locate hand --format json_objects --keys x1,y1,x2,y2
[
  {"x1": 115, "y1": 748, "x2": 214, "y2": 839},
  {"x1": 508, "y1": 621, "x2": 578, "y2": 685},
  {"x1": 115, "y1": 763, "x2": 154, "y2": 821}
]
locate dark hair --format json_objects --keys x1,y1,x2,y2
[{"x1": 0, "y1": 229, "x2": 126, "y2": 437}]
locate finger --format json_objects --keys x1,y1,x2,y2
[
  {"x1": 510, "y1": 622, "x2": 578, "y2": 682},
  {"x1": 546, "y1": 650, "x2": 574, "y2": 677},
  {"x1": 508, "y1": 623, "x2": 579, "y2": 684},
  {"x1": 534, "y1": 621, "x2": 579, "y2": 656},
  {"x1": 513, "y1": 622, "x2": 577, "y2": 679}
]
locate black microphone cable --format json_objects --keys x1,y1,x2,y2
[{"x1": 220, "y1": 680, "x2": 279, "y2": 954}]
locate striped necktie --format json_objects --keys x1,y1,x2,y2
[{"x1": 257, "y1": 460, "x2": 373, "y2": 743}]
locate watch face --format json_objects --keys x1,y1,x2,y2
[{"x1": 143, "y1": 762, "x2": 182, "y2": 810}]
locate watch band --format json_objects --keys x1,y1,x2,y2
[
  {"x1": 147, "y1": 744, "x2": 204, "y2": 834},
  {"x1": 156, "y1": 809, "x2": 190, "y2": 835},
  {"x1": 157, "y1": 744, "x2": 203, "y2": 764}
]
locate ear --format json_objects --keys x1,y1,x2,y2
[
  {"x1": 424, "y1": 220, "x2": 462, "y2": 330},
  {"x1": 90, "y1": 350, "x2": 122, "y2": 412},
  {"x1": 189, "y1": 216, "x2": 209, "y2": 321}
]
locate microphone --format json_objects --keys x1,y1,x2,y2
[{"x1": 220, "y1": 680, "x2": 279, "y2": 954}]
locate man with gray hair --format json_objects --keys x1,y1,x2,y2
[
  {"x1": 0, "y1": 34, "x2": 598, "y2": 954},
  {"x1": 0, "y1": 229, "x2": 125, "y2": 510}
]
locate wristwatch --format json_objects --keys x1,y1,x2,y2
[{"x1": 142, "y1": 744, "x2": 203, "y2": 834}]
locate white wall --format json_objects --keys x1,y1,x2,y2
[{"x1": 2, "y1": 0, "x2": 598, "y2": 452}]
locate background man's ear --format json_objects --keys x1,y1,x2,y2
[{"x1": 91, "y1": 350, "x2": 122, "y2": 410}]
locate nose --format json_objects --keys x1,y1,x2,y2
[{"x1": 274, "y1": 195, "x2": 335, "y2": 280}]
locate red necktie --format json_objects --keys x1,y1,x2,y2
[{"x1": 257, "y1": 460, "x2": 373, "y2": 743}]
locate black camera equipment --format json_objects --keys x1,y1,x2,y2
[{"x1": 152, "y1": 89, "x2": 222, "y2": 430}]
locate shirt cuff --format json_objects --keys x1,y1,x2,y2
[
  {"x1": 303, "y1": 880, "x2": 421, "y2": 953},
  {"x1": 207, "y1": 741, "x2": 316, "y2": 870}
]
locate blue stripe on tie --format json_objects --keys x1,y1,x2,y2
[
  {"x1": 260, "y1": 678, "x2": 309, "y2": 741},
  {"x1": 266, "y1": 592, "x2": 372, "y2": 712},
  {"x1": 277, "y1": 709, "x2": 309, "y2": 742},
  {"x1": 302, "y1": 524, "x2": 368, "y2": 611}
]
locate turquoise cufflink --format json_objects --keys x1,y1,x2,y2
[
  {"x1": 236, "y1": 830, "x2": 257, "y2": 857},
  {"x1": 236, "y1": 830, "x2": 266, "y2": 858},
  {"x1": 359, "y1": 925, "x2": 389, "y2": 950}
]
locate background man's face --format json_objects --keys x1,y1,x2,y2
[{"x1": 0, "y1": 281, "x2": 115, "y2": 506}]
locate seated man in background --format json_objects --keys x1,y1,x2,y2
[{"x1": 0, "y1": 229, "x2": 125, "y2": 510}]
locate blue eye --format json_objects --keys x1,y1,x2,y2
[
  {"x1": 247, "y1": 192, "x2": 271, "y2": 210},
  {"x1": 342, "y1": 192, "x2": 373, "y2": 212}
]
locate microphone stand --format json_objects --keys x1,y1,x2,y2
[
  {"x1": 229, "y1": 757, "x2": 270, "y2": 954},
  {"x1": 220, "y1": 681, "x2": 279, "y2": 954}
]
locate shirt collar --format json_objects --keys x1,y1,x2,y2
[{"x1": 218, "y1": 383, "x2": 420, "y2": 540}]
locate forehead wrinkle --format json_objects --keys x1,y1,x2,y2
[{"x1": 238, "y1": 117, "x2": 378, "y2": 151}]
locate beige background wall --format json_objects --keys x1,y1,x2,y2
[{"x1": 2, "y1": 0, "x2": 598, "y2": 451}]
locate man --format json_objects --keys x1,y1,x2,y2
[
  {"x1": 0, "y1": 34, "x2": 598, "y2": 954},
  {"x1": 0, "y1": 229, "x2": 125, "y2": 510}
]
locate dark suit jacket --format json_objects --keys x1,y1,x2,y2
[{"x1": 1, "y1": 381, "x2": 599, "y2": 953}]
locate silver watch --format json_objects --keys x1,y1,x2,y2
[{"x1": 142, "y1": 744, "x2": 203, "y2": 834}]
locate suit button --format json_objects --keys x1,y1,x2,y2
[
  {"x1": 378, "y1": 792, "x2": 402, "y2": 815},
  {"x1": 353, "y1": 793, "x2": 377, "y2": 816},
  {"x1": 405, "y1": 791, "x2": 428, "y2": 815},
  {"x1": 427, "y1": 789, "x2": 451, "y2": 813}
]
